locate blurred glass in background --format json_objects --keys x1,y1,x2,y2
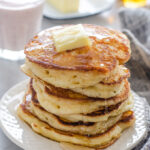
[{"x1": 0, "y1": 0, "x2": 44, "y2": 60}]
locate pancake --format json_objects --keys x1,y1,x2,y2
[
  {"x1": 30, "y1": 97, "x2": 122, "y2": 135},
  {"x1": 72, "y1": 65, "x2": 130, "y2": 98},
  {"x1": 31, "y1": 101, "x2": 121, "y2": 135},
  {"x1": 17, "y1": 102, "x2": 135, "y2": 149},
  {"x1": 18, "y1": 23, "x2": 134, "y2": 149},
  {"x1": 25, "y1": 58, "x2": 118, "y2": 89},
  {"x1": 60, "y1": 95, "x2": 133, "y2": 123},
  {"x1": 28, "y1": 79, "x2": 133, "y2": 123},
  {"x1": 24, "y1": 24, "x2": 131, "y2": 89},
  {"x1": 26, "y1": 86, "x2": 125, "y2": 136},
  {"x1": 21, "y1": 64, "x2": 129, "y2": 99},
  {"x1": 32, "y1": 78, "x2": 130, "y2": 115}
]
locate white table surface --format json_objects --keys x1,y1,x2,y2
[{"x1": 0, "y1": 6, "x2": 120, "y2": 150}]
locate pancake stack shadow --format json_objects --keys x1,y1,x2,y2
[{"x1": 17, "y1": 24, "x2": 135, "y2": 149}]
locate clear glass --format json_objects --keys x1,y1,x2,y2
[{"x1": 0, "y1": 0, "x2": 45, "y2": 61}]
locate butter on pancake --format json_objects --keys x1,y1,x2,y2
[
  {"x1": 24, "y1": 24, "x2": 130, "y2": 89},
  {"x1": 52, "y1": 24, "x2": 91, "y2": 53}
]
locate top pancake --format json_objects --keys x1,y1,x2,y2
[{"x1": 25, "y1": 24, "x2": 130, "y2": 72}]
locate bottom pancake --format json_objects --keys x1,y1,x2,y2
[{"x1": 17, "y1": 103, "x2": 135, "y2": 149}]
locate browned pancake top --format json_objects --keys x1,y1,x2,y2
[{"x1": 25, "y1": 24, "x2": 130, "y2": 72}]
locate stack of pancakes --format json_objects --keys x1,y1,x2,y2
[{"x1": 17, "y1": 24, "x2": 135, "y2": 149}]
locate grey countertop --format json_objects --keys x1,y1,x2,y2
[{"x1": 0, "y1": 10, "x2": 119, "y2": 150}]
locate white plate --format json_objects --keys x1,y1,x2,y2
[
  {"x1": 0, "y1": 80, "x2": 147, "y2": 150},
  {"x1": 43, "y1": 0, "x2": 115, "y2": 20}
]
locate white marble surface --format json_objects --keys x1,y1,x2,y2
[{"x1": 0, "y1": 7, "x2": 120, "y2": 150}]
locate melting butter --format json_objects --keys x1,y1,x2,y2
[{"x1": 52, "y1": 24, "x2": 91, "y2": 53}]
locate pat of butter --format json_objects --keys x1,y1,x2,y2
[
  {"x1": 52, "y1": 24, "x2": 91, "y2": 53},
  {"x1": 47, "y1": 0, "x2": 79, "y2": 13}
]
